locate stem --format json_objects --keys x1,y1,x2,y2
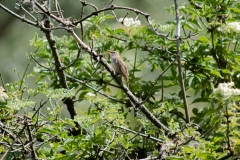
[
  {"x1": 225, "y1": 102, "x2": 231, "y2": 151},
  {"x1": 234, "y1": 39, "x2": 239, "y2": 52},
  {"x1": 211, "y1": 31, "x2": 221, "y2": 69},
  {"x1": 131, "y1": 48, "x2": 138, "y2": 86},
  {"x1": 174, "y1": 0, "x2": 190, "y2": 123},
  {"x1": 19, "y1": 56, "x2": 33, "y2": 92}
]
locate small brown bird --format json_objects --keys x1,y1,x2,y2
[{"x1": 108, "y1": 51, "x2": 129, "y2": 87}]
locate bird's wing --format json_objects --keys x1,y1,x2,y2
[{"x1": 119, "y1": 59, "x2": 129, "y2": 86}]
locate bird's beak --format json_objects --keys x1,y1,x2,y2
[{"x1": 108, "y1": 50, "x2": 114, "y2": 54}]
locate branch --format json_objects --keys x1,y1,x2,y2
[
  {"x1": 79, "y1": 0, "x2": 98, "y2": 11},
  {"x1": 140, "y1": 53, "x2": 177, "y2": 104},
  {"x1": 116, "y1": 125, "x2": 163, "y2": 143},
  {"x1": 225, "y1": 103, "x2": 231, "y2": 152},
  {"x1": 73, "y1": 4, "x2": 149, "y2": 25},
  {"x1": 62, "y1": 48, "x2": 82, "y2": 69},
  {"x1": 174, "y1": 0, "x2": 190, "y2": 123},
  {"x1": 39, "y1": 18, "x2": 81, "y2": 135},
  {"x1": 0, "y1": 3, "x2": 38, "y2": 27},
  {"x1": 30, "y1": 53, "x2": 54, "y2": 71},
  {"x1": 65, "y1": 74, "x2": 125, "y2": 104},
  {"x1": 188, "y1": 0, "x2": 202, "y2": 9}
]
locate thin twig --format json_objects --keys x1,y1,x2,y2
[
  {"x1": 116, "y1": 125, "x2": 163, "y2": 143},
  {"x1": 104, "y1": 0, "x2": 114, "y2": 8},
  {"x1": 225, "y1": 103, "x2": 231, "y2": 151},
  {"x1": 0, "y1": 3, "x2": 38, "y2": 27},
  {"x1": 54, "y1": 0, "x2": 64, "y2": 18},
  {"x1": 1, "y1": 125, "x2": 27, "y2": 160},
  {"x1": 30, "y1": 53, "x2": 54, "y2": 71},
  {"x1": 26, "y1": 122, "x2": 37, "y2": 159},
  {"x1": 140, "y1": 55, "x2": 177, "y2": 104},
  {"x1": 174, "y1": 0, "x2": 190, "y2": 123},
  {"x1": 17, "y1": 3, "x2": 38, "y2": 21},
  {"x1": 62, "y1": 48, "x2": 82, "y2": 69},
  {"x1": 66, "y1": 74, "x2": 125, "y2": 104},
  {"x1": 79, "y1": 0, "x2": 98, "y2": 11}
]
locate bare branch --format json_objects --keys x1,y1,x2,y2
[
  {"x1": 0, "y1": 3, "x2": 38, "y2": 27},
  {"x1": 79, "y1": 0, "x2": 98, "y2": 11}
]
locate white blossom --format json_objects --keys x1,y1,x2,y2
[
  {"x1": 213, "y1": 82, "x2": 240, "y2": 98},
  {"x1": 119, "y1": 18, "x2": 141, "y2": 27},
  {"x1": 86, "y1": 92, "x2": 95, "y2": 97},
  {"x1": 159, "y1": 23, "x2": 175, "y2": 32},
  {"x1": 33, "y1": 66, "x2": 41, "y2": 73},
  {"x1": 0, "y1": 86, "x2": 8, "y2": 102},
  {"x1": 225, "y1": 22, "x2": 240, "y2": 33}
]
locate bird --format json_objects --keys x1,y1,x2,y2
[{"x1": 108, "y1": 51, "x2": 129, "y2": 87}]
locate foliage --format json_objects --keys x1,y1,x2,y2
[{"x1": 1, "y1": 0, "x2": 240, "y2": 159}]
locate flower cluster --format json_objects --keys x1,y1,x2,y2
[
  {"x1": 119, "y1": 18, "x2": 141, "y2": 27},
  {"x1": 213, "y1": 82, "x2": 240, "y2": 98},
  {"x1": 0, "y1": 86, "x2": 8, "y2": 102},
  {"x1": 225, "y1": 22, "x2": 240, "y2": 33},
  {"x1": 159, "y1": 24, "x2": 175, "y2": 32}
]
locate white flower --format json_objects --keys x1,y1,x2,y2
[
  {"x1": 0, "y1": 86, "x2": 8, "y2": 102},
  {"x1": 225, "y1": 22, "x2": 240, "y2": 33},
  {"x1": 159, "y1": 24, "x2": 175, "y2": 32},
  {"x1": 119, "y1": 18, "x2": 141, "y2": 27},
  {"x1": 86, "y1": 92, "x2": 95, "y2": 97},
  {"x1": 213, "y1": 82, "x2": 240, "y2": 98},
  {"x1": 232, "y1": 88, "x2": 240, "y2": 95},
  {"x1": 33, "y1": 67, "x2": 41, "y2": 73}
]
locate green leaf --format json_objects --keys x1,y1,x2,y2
[
  {"x1": 210, "y1": 70, "x2": 222, "y2": 78},
  {"x1": 38, "y1": 127, "x2": 57, "y2": 135},
  {"x1": 0, "y1": 101, "x2": 7, "y2": 105},
  {"x1": 0, "y1": 105, "x2": 9, "y2": 109},
  {"x1": 192, "y1": 108, "x2": 199, "y2": 116},
  {"x1": 188, "y1": 18, "x2": 201, "y2": 28},
  {"x1": 204, "y1": 108, "x2": 216, "y2": 116},
  {"x1": 199, "y1": 36, "x2": 209, "y2": 43},
  {"x1": 184, "y1": 21, "x2": 195, "y2": 31},
  {"x1": 197, "y1": 151, "x2": 216, "y2": 160},
  {"x1": 36, "y1": 74, "x2": 46, "y2": 83},
  {"x1": 166, "y1": 156, "x2": 184, "y2": 160},
  {"x1": 191, "y1": 98, "x2": 209, "y2": 104},
  {"x1": 115, "y1": 28, "x2": 126, "y2": 34},
  {"x1": 183, "y1": 145, "x2": 195, "y2": 153},
  {"x1": 230, "y1": 7, "x2": 240, "y2": 13},
  {"x1": 37, "y1": 51, "x2": 50, "y2": 58},
  {"x1": 79, "y1": 91, "x2": 88, "y2": 99}
]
